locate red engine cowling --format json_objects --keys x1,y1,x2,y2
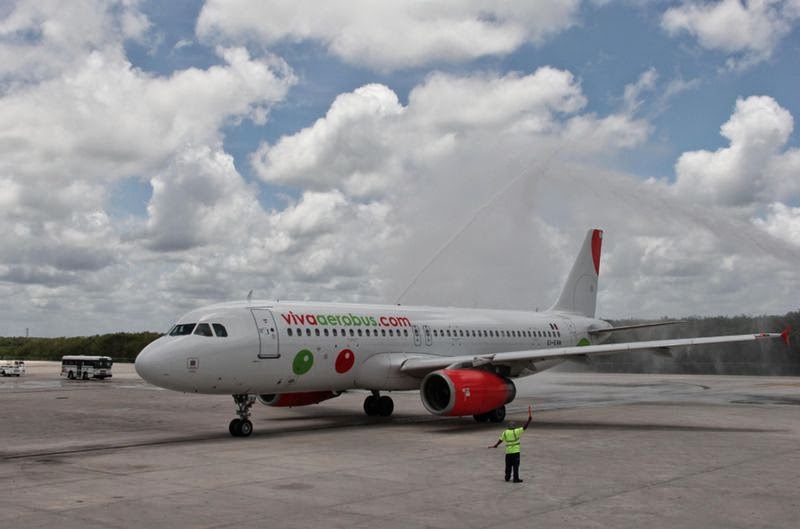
[
  {"x1": 420, "y1": 369, "x2": 516, "y2": 416},
  {"x1": 258, "y1": 391, "x2": 340, "y2": 407}
]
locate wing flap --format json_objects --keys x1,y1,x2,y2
[{"x1": 399, "y1": 332, "x2": 784, "y2": 376}]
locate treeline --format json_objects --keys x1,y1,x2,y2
[
  {"x1": 0, "y1": 332, "x2": 162, "y2": 363},
  {"x1": 585, "y1": 311, "x2": 800, "y2": 375}
]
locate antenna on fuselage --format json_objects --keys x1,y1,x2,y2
[{"x1": 247, "y1": 290, "x2": 253, "y2": 304}]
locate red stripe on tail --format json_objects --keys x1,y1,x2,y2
[
  {"x1": 781, "y1": 326, "x2": 791, "y2": 346},
  {"x1": 591, "y1": 230, "x2": 603, "y2": 275}
]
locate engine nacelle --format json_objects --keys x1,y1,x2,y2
[
  {"x1": 258, "y1": 391, "x2": 340, "y2": 407},
  {"x1": 420, "y1": 369, "x2": 516, "y2": 416}
]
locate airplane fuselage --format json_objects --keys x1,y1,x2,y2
[{"x1": 135, "y1": 300, "x2": 610, "y2": 395}]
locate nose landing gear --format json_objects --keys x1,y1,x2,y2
[
  {"x1": 229, "y1": 394, "x2": 255, "y2": 437},
  {"x1": 363, "y1": 391, "x2": 394, "y2": 417}
]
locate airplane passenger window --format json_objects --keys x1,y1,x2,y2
[
  {"x1": 349, "y1": 329, "x2": 354, "y2": 337},
  {"x1": 404, "y1": 329, "x2": 408, "y2": 336},
  {"x1": 306, "y1": 328, "x2": 311, "y2": 336},
  {"x1": 315, "y1": 329, "x2": 320, "y2": 336},
  {"x1": 381, "y1": 329, "x2": 386, "y2": 336},
  {"x1": 324, "y1": 329, "x2": 329, "y2": 336},
  {"x1": 357, "y1": 329, "x2": 362, "y2": 336},
  {"x1": 365, "y1": 329, "x2": 370, "y2": 337},
  {"x1": 169, "y1": 323, "x2": 196, "y2": 336},
  {"x1": 433, "y1": 330, "x2": 438, "y2": 337},
  {"x1": 296, "y1": 328, "x2": 301, "y2": 336},
  {"x1": 194, "y1": 323, "x2": 213, "y2": 337},
  {"x1": 287, "y1": 328, "x2": 293, "y2": 336},
  {"x1": 212, "y1": 323, "x2": 228, "y2": 337},
  {"x1": 332, "y1": 329, "x2": 338, "y2": 337}
]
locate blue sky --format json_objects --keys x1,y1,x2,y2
[
  {"x1": 126, "y1": 0, "x2": 800, "y2": 202},
  {"x1": 1, "y1": 1, "x2": 799, "y2": 336}
]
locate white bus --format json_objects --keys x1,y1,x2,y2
[
  {"x1": 61, "y1": 356, "x2": 113, "y2": 380},
  {"x1": 0, "y1": 360, "x2": 25, "y2": 377}
]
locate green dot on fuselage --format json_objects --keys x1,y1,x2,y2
[{"x1": 292, "y1": 349, "x2": 314, "y2": 375}]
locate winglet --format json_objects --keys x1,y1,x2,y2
[{"x1": 781, "y1": 326, "x2": 791, "y2": 346}]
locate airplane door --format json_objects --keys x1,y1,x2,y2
[
  {"x1": 251, "y1": 308, "x2": 280, "y2": 359},
  {"x1": 562, "y1": 319, "x2": 577, "y2": 346}
]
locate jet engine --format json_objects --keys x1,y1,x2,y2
[
  {"x1": 258, "y1": 391, "x2": 340, "y2": 407},
  {"x1": 420, "y1": 369, "x2": 516, "y2": 416}
]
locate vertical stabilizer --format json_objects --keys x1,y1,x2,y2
[{"x1": 550, "y1": 229, "x2": 603, "y2": 317}]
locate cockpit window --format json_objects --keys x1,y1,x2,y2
[
  {"x1": 169, "y1": 323, "x2": 196, "y2": 336},
  {"x1": 212, "y1": 323, "x2": 228, "y2": 337},
  {"x1": 194, "y1": 323, "x2": 213, "y2": 337}
]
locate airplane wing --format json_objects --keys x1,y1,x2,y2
[{"x1": 399, "y1": 331, "x2": 788, "y2": 377}]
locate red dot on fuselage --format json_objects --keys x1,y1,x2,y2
[{"x1": 335, "y1": 349, "x2": 355, "y2": 373}]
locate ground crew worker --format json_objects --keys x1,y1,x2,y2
[{"x1": 488, "y1": 405, "x2": 533, "y2": 482}]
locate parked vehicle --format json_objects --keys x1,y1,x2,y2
[
  {"x1": 61, "y1": 356, "x2": 113, "y2": 380},
  {"x1": 0, "y1": 360, "x2": 25, "y2": 376}
]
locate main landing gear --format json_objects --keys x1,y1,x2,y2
[
  {"x1": 229, "y1": 394, "x2": 255, "y2": 437},
  {"x1": 473, "y1": 405, "x2": 506, "y2": 423},
  {"x1": 363, "y1": 391, "x2": 394, "y2": 417}
]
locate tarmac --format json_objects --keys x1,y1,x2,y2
[{"x1": 1, "y1": 361, "x2": 799, "y2": 529}]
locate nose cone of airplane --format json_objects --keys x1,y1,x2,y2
[{"x1": 135, "y1": 339, "x2": 164, "y2": 385}]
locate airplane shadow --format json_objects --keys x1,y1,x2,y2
[{"x1": 428, "y1": 420, "x2": 786, "y2": 435}]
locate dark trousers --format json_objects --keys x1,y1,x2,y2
[{"x1": 504, "y1": 452, "x2": 520, "y2": 481}]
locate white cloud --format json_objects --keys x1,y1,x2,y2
[
  {"x1": 753, "y1": 203, "x2": 800, "y2": 246},
  {"x1": 662, "y1": 0, "x2": 800, "y2": 68},
  {"x1": 196, "y1": 0, "x2": 582, "y2": 70},
  {"x1": 251, "y1": 68, "x2": 647, "y2": 198},
  {"x1": 672, "y1": 95, "x2": 798, "y2": 206},
  {"x1": 0, "y1": 0, "x2": 151, "y2": 84},
  {"x1": 2, "y1": 1, "x2": 798, "y2": 338}
]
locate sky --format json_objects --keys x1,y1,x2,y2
[{"x1": 1, "y1": 0, "x2": 799, "y2": 337}]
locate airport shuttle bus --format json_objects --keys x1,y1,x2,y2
[
  {"x1": 61, "y1": 355, "x2": 114, "y2": 380},
  {"x1": 135, "y1": 229, "x2": 788, "y2": 437}
]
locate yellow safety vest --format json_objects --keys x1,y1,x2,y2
[{"x1": 500, "y1": 427, "x2": 524, "y2": 454}]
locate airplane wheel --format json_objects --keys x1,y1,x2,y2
[
  {"x1": 363, "y1": 395, "x2": 379, "y2": 416},
  {"x1": 229, "y1": 418, "x2": 242, "y2": 437},
  {"x1": 488, "y1": 406, "x2": 506, "y2": 423},
  {"x1": 377, "y1": 396, "x2": 394, "y2": 417},
  {"x1": 238, "y1": 420, "x2": 253, "y2": 437},
  {"x1": 473, "y1": 413, "x2": 490, "y2": 423}
]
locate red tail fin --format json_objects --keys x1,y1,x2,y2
[{"x1": 780, "y1": 326, "x2": 791, "y2": 346}]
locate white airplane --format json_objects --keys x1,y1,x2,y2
[{"x1": 135, "y1": 229, "x2": 787, "y2": 437}]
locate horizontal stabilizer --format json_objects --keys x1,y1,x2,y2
[{"x1": 588, "y1": 320, "x2": 687, "y2": 335}]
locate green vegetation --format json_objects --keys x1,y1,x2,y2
[{"x1": 0, "y1": 332, "x2": 162, "y2": 363}]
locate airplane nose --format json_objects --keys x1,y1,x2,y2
[{"x1": 135, "y1": 341, "x2": 161, "y2": 384}]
